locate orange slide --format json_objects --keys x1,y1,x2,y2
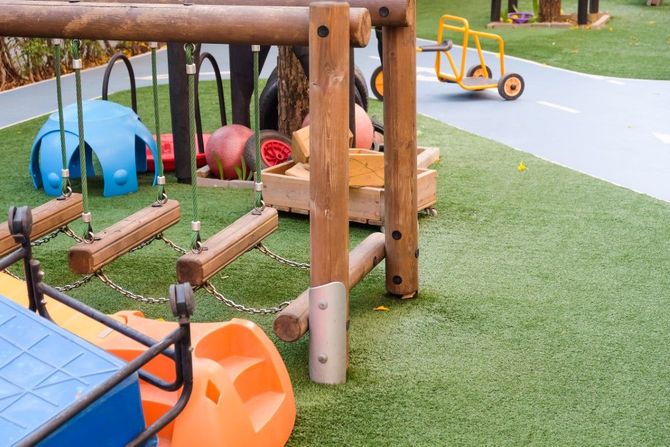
[{"x1": 0, "y1": 272, "x2": 296, "y2": 446}]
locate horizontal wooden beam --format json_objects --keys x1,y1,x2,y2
[
  {"x1": 37, "y1": 0, "x2": 409, "y2": 27},
  {"x1": 0, "y1": 194, "x2": 83, "y2": 258},
  {"x1": 176, "y1": 207, "x2": 278, "y2": 286},
  {"x1": 68, "y1": 200, "x2": 181, "y2": 274},
  {"x1": 0, "y1": 1, "x2": 371, "y2": 47},
  {"x1": 273, "y1": 231, "x2": 385, "y2": 342}
]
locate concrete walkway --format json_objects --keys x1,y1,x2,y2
[{"x1": 1, "y1": 38, "x2": 669, "y2": 202}]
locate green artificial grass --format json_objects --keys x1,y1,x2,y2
[
  {"x1": 416, "y1": 0, "x2": 670, "y2": 79},
  {"x1": 2, "y1": 84, "x2": 670, "y2": 445}
]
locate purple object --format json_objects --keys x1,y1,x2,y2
[{"x1": 508, "y1": 11, "x2": 534, "y2": 23}]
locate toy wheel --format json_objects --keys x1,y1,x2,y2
[
  {"x1": 354, "y1": 66, "x2": 369, "y2": 111},
  {"x1": 370, "y1": 66, "x2": 384, "y2": 101},
  {"x1": 466, "y1": 64, "x2": 493, "y2": 79},
  {"x1": 244, "y1": 130, "x2": 293, "y2": 171},
  {"x1": 371, "y1": 117, "x2": 384, "y2": 152},
  {"x1": 498, "y1": 73, "x2": 525, "y2": 100}
]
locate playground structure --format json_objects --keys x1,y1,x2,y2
[
  {"x1": 490, "y1": 0, "x2": 601, "y2": 25},
  {"x1": 1, "y1": 0, "x2": 419, "y2": 391}
]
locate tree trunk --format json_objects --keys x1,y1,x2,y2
[
  {"x1": 539, "y1": 0, "x2": 561, "y2": 21},
  {"x1": 277, "y1": 46, "x2": 309, "y2": 136}
]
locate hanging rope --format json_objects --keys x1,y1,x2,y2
[
  {"x1": 251, "y1": 45, "x2": 264, "y2": 213},
  {"x1": 150, "y1": 42, "x2": 167, "y2": 205},
  {"x1": 53, "y1": 39, "x2": 72, "y2": 198},
  {"x1": 71, "y1": 40, "x2": 94, "y2": 242},
  {"x1": 185, "y1": 44, "x2": 202, "y2": 251}
]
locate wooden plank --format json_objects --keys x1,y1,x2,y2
[
  {"x1": 0, "y1": 194, "x2": 83, "y2": 258},
  {"x1": 416, "y1": 146, "x2": 440, "y2": 169},
  {"x1": 291, "y1": 126, "x2": 311, "y2": 164},
  {"x1": 349, "y1": 153, "x2": 384, "y2": 187},
  {"x1": 383, "y1": 0, "x2": 419, "y2": 298},
  {"x1": 176, "y1": 207, "x2": 278, "y2": 286},
  {"x1": 68, "y1": 200, "x2": 180, "y2": 274},
  {"x1": 285, "y1": 163, "x2": 311, "y2": 180},
  {"x1": 39, "y1": 0, "x2": 411, "y2": 27},
  {"x1": 1, "y1": 1, "x2": 371, "y2": 47},
  {"x1": 273, "y1": 232, "x2": 386, "y2": 342}
]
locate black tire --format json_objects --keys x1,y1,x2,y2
[
  {"x1": 259, "y1": 67, "x2": 367, "y2": 131},
  {"x1": 259, "y1": 68, "x2": 280, "y2": 131},
  {"x1": 466, "y1": 64, "x2": 493, "y2": 79},
  {"x1": 243, "y1": 129, "x2": 293, "y2": 171},
  {"x1": 354, "y1": 66, "x2": 369, "y2": 111},
  {"x1": 370, "y1": 66, "x2": 384, "y2": 101},
  {"x1": 497, "y1": 73, "x2": 525, "y2": 100},
  {"x1": 371, "y1": 117, "x2": 384, "y2": 152}
]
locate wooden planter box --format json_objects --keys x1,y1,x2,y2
[{"x1": 262, "y1": 147, "x2": 439, "y2": 226}]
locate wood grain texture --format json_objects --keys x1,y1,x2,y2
[
  {"x1": 0, "y1": 1, "x2": 371, "y2": 47},
  {"x1": 176, "y1": 207, "x2": 278, "y2": 286},
  {"x1": 0, "y1": 195, "x2": 83, "y2": 258},
  {"x1": 38, "y1": 0, "x2": 409, "y2": 27},
  {"x1": 273, "y1": 232, "x2": 386, "y2": 342},
  {"x1": 382, "y1": 0, "x2": 419, "y2": 298},
  {"x1": 68, "y1": 200, "x2": 180, "y2": 274}
]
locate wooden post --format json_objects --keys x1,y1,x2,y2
[
  {"x1": 578, "y1": 0, "x2": 589, "y2": 25},
  {"x1": 309, "y1": 1, "x2": 350, "y2": 384},
  {"x1": 508, "y1": 0, "x2": 518, "y2": 12},
  {"x1": 490, "y1": 0, "x2": 502, "y2": 22},
  {"x1": 589, "y1": 0, "x2": 599, "y2": 14},
  {"x1": 382, "y1": 0, "x2": 418, "y2": 299}
]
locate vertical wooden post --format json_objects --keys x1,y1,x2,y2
[
  {"x1": 383, "y1": 0, "x2": 418, "y2": 299},
  {"x1": 589, "y1": 0, "x2": 599, "y2": 14},
  {"x1": 309, "y1": 1, "x2": 350, "y2": 384},
  {"x1": 490, "y1": 0, "x2": 502, "y2": 22},
  {"x1": 508, "y1": 0, "x2": 518, "y2": 12},
  {"x1": 577, "y1": 0, "x2": 589, "y2": 25}
]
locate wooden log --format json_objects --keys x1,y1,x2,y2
[
  {"x1": 382, "y1": 0, "x2": 418, "y2": 298},
  {"x1": 273, "y1": 232, "x2": 385, "y2": 342},
  {"x1": 0, "y1": 1, "x2": 371, "y2": 48},
  {"x1": 68, "y1": 200, "x2": 180, "y2": 274},
  {"x1": 176, "y1": 207, "x2": 278, "y2": 286},
  {"x1": 39, "y1": 0, "x2": 410, "y2": 27},
  {"x1": 0, "y1": 194, "x2": 83, "y2": 258}
]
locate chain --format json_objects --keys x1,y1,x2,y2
[
  {"x1": 31, "y1": 230, "x2": 62, "y2": 247},
  {"x1": 0, "y1": 269, "x2": 21, "y2": 280},
  {"x1": 202, "y1": 281, "x2": 291, "y2": 315},
  {"x1": 55, "y1": 274, "x2": 95, "y2": 292},
  {"x1": 61, "y1": 225, "x2": 84, "y2": 243},
  {"x1": 95, "y1": 271, "x2": 169, "y2": 304},
  {"x1": 255, "y1": 242, "x2": 310, "y2": 270},
  {"x1": 156, "y1": 234, "x2": 188, "y2": 254}
]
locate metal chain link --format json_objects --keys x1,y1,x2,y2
[
  {"x1": 202, "y1": 281, "x2": 291, "y2": 315},
  {"x1": 255, "y1": 242, "x2": 310, "y2": 270},
  {"x1": 95, "y1": 271, "x2": 169, "y2": 304},
  {"x1": 156, "y1": 234, "x2": 187, "y2": 254},
  {"x1": 1, "y1": 269, "x2": 21, "y2": 280},
  {"x1": 55, "y1": 274, "x2": 95, "y2": 292},
  {"x1": 31, "y1": 230, "x2": 62, "y2": 247}
]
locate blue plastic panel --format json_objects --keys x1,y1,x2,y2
[{"x1": 0, "y1": 296, "x2": 153, "y2": 446}]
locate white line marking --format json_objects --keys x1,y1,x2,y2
[
  {"x1": 135, "y1": 70, "x2": 230, "y2": 81},
  {"x1": 417, "y1": 74, "x2": 439, "y2": 83},
  {"x1": 416, "y1": 67, "x2": 435, "y2": 74},
  {"x1": 537, "y1": 101, "x2": 580, "y2": 114},
  {"x1": 653, "y1": 132, "x2": 670, "y2": 144},
  {"x1": 607, "y1": 80, "x2": 626, "y2": 86}
]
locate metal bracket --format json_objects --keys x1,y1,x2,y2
[
  {"x1": 309, "y1": 281, "x2": 347, "y2": 384},
  {"x1": 8, "y1": 206, "x2": 33, "y2": 243}
]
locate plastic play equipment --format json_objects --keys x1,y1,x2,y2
[
  {"x1": 243, "y1": 130, "x2": 293, "y2": 170},
  {"x1": 1, "y1": 206, "x2": 296, "y2": 446},
  {"x1": 205, "y1": 124, "x2": 254, "y2": 179},
  {"x1": 30, "y1": 100, "x2": 159, "y2": 197},
  {"x1": 417, "y1": 15, "x2": 525, "y2": 100},
  {"x1": 0, "y1": 206, "x2": 195, "y2": 446}
]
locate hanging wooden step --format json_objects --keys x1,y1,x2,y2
[
  {"x1": 176, "y1": 207, "x2": 279, "y2": 286},
  {"x1": 273, "y1": 231, "x2": 386, "y2": 342},
  {"x1": 0, "y1": 194, "x2": 83, "y2": 258},
  {"x1": 68, "y1": 200, "x2": 181, "y2": 274}
]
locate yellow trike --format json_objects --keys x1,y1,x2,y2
[{"x1": 370, "y1": 15, "x2": 525, "y2": 101}]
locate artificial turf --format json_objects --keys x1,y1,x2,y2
[
  {"x1": 416, "y1": 0, "x2": 670, "y2": 80},
  {"x1": 1, "y1": 83, "x2": 669, "y2": 445}
]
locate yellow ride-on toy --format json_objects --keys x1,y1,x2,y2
[{"x1": 370, "y1": 15, "x2": 525, "y2": 101}]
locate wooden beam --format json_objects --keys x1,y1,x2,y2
[
  {"x1": 176, "y1": 207, "x2": 278, "y2": 286},
  {"x1": 0, "y1": 195, "x2": 83, "y2": 258},
  {"x1": 273, "y1": 232, "x2": 385, "y2": 342},
  {"x1": 0, "y1": 1, "x2": 371, "y2": 48},
  {"x1": 39, "y1": 0, "x2": 410, "y2": 27},
  {"x1": 68, "y1": 200, "x2": 181, "y2": 274},
  {"x1": 382, "y1": 0, "x2": 418, "y2": 298}
]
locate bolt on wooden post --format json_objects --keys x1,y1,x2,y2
[
  {"x1": 308, "y1": 1, "x2": 351, "y2": 384},
  {"x1": 383, "y1": 0, "x2": 419, "y2": 298}
]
